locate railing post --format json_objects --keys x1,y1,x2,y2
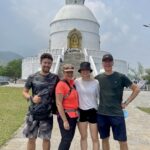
[
  {"x1": 89, "y1": 56, "x2": 98, "y2": 76},
  {"x1": 61, "y1": 48, "x2": 65, "y2": 61},
  {"x1": 54, "y1": 55, "x2": 61, "y2": 74},
  {"x1": 83, "y1": 48, "x2": 89, "y2": 61}
]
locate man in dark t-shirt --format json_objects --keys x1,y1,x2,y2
[
  {"x1": 22, "y1": 53, "x2": 59, "y2": 150},
  {"x1": 95, "y1": 54, "x2": 140, "y2": 150}
]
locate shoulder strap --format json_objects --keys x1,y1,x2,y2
[{"x1": 61, "y1": 79, "x2": 76, "y2": 99}]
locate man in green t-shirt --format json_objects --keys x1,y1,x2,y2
[{"x1": 95, "y1": 54, "x2": 140, "y2": 150}]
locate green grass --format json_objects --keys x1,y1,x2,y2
[
  {"x1": 137, "y1": 107, "x2": 150, "y2": 114},
  {"x1": 0, "y1": 87, "x2": 28, "y2": 146}
]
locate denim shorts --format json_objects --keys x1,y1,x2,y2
[
  {"x1": 23, "y1": 115, "x2": 53, "y2": 140},
  {"x1": 97, "y1": 114, "x2": 127, "y2": 141},
  {"x1": 79, "y1": 108, "x2": 97, "y2": 123}
]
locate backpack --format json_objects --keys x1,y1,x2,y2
[
  {"x1": 29, "y1": 87, "x2": 56, "y2": 120},
  {"x1": 29, "y1": 102, "x2": 51, "y2": 121}
]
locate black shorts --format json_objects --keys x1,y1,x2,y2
[
  {"x1": 79, "y1": 108, "x2": 97, "y2": 124},
  {"x1": 97, "y1": 114, "x2": 127, "y2": 141}
]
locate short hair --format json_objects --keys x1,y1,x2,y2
[{"x1": 40, "y1": 53, "x2": 53, "y2": 62}]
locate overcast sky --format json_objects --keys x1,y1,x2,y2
[{"x1": 0, "y1": 0, "x2": 150, "y2": 68}]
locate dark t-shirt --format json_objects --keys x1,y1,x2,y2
[
  {"x1": 95, "y1": 72, "x2": 132, "y2": 116},
  {"x1": 25, "y1": 72, "x2": 59, "y2": 107}
]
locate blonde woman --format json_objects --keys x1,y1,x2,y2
[{"x1": 75, "y1": 62, "x2": 100, "y2": 150}]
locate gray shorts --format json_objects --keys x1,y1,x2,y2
[{"x1": 23, "y1": 115, "x2": 53, "y2": 140}]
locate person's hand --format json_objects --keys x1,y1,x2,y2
[
  {"x1": 32, "y1": 95, "x2": 41, "y2": 104},
  {"x1": 63, "y1": 120, "x2": 70, "y2": 130},
  {"x1": 121, "y1": 101, "x2": 128, "y2": 109}
]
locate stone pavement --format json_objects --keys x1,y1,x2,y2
[{"x1": 0, "y1": 91, "x2": 150, "y2": 150}]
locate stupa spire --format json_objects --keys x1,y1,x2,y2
[{"x1": 66, "y1": 0, "x2": 85, "y2": 5}]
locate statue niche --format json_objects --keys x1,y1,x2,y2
[{"x1": 67, "y1": 29, "x2": 82, "y2": 50}]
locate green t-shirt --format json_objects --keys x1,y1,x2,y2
[{"x1": 95, "y1": 72, "x2": 132, "y2": 116}]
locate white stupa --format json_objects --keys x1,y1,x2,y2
[
  {"x1": 50, "y1": 0, "x2": 100, "y2": 51},
  {"x1": 22, "y1": 0, "x2": 128, "y2": 79}
]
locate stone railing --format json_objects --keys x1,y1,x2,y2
[
  {"x1": 61, "y1": 48, "x2": 65, "y2": 61},
  {"x1": 89, "y1": 56, "x2": 98, "y2": 76},
  {"x1": 53, "y1": 48, "x2": 65, "y2": 74},
  {"x1": 83, "y1": 48, "x2": 89, "y2": 61},
  {"x1": 53, "y1": 55, "x2": 61, "y2": 74},
  {"x1": 83, "y1": 48, "x2": 98, "y2": 76}
]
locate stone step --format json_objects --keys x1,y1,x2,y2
[{"x1": 58, "y1": 51, "x2": 85, "y2": 79}]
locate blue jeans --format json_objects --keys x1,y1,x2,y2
[{"x1": 57, "y1": 114, "x2": 77, "y2": 150}]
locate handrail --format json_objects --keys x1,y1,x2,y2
[
  {"x1": 89, "y1": 56, "x2": 98, "y2": 76},
  {"x1": 83, "y1": 48, "x2": 89, "y2": 61},
  {"x1": 61, "y1": 48, "x2": 65, "y2": 61},
  {"x1": 53, "y1": 48, "x2": 65, "y2": 74},
  {"x1": 53, "y1": 55, "x2": 61, "y2": 74}
]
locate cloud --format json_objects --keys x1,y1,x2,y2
[
  {"x1": 0, "y1": 0, "x2": 150, "y2": 68},
  {"x1": 101, "y1": 32, "x2": 113, "y2": 45},
  {"x1": 10, "y1": 0, "x2": 63, "y2": 39},
  {"x1": 85, "y1": 0, "x2": 112, "y2": 24},
  {"x1": 130, "y1": 35, "x2": 139, "y2": 43},
  {"x1": 113, "y1": 17, "x2": 119, "y2": 26},
  {"x1": 133, "y1": 13, "x2": 142, "y2": 20},
  {"x1": 121, "y1": 24, "x2": 130, "y2": 35}
]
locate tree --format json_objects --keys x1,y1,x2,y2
[
  {"x1": 0, "y1": 66, "x2": 7, "y2": 76},
  {"x1": 5, "y1": 59, "x2": 22, "y2": 82},
  {"x1": 128, "y1": 62, "x2": 145, "y2": 81},
  {"x1": 144, "y1": 69, "x2": 150, "y2": 84},
  {"x1": 137, "y1": 62, "x2": 145, "y2": 79}
]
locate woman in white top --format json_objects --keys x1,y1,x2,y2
[{"x1": 75, "y1": 62, "x2": 100, "y2": 150}]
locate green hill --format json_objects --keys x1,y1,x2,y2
[{"x1": 0, "y1": 51, "x2": 23, "y2": 66}]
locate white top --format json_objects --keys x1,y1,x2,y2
[{"x1": 75, "y1": 78, "x2": 100, "y2": 110}]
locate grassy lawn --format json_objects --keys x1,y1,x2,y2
[
  {"x1": 0, "y1": 87, "x2": 27, "y2": 147},
  {"x1": 137, "y1": 107, "x2": 150, "y2": 114}
]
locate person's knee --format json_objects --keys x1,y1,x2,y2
[
  {"x1": 81, "y1": 133, "x2": 87, "y2": 141},
  {"x1": 28, "y1": 138, "x2": 36, "y2": 144},
  {"x1": 119, "y1": 141, "x2": 128, "y2": 146},
  {"x1": 102, "y1": 137, "x2": 109, "y2": 143},
  {"x1": 43, "y1": 139, "x2": 50, "y2": 143},
  {"x1": 91, "y1": 136, "x2": 99, "y2": 143}
]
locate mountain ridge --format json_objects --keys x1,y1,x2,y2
[{"x1": 0, "y1": 51, "x2": 23, "y2": 66}]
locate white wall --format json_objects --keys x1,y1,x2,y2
[
  {"x1": 22, "y1": 57, "x2": 40, "y2": 79},
  {"x1": 50, "y1": 19, "x2": 100, "y2": 51}
]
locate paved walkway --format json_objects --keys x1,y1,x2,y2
[{"x1": 0, "y1": 91, "x2": 150, "y2": 150}]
